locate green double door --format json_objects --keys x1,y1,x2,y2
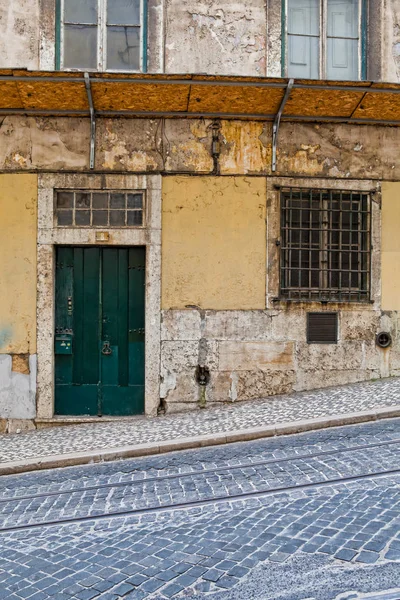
[{"x1": 55, "y1": 247, "x2": 145, "y2": 416}]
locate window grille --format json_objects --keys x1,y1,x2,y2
[
  {"x1": 280, "y1": 187, "x2": 371, "y2": 302},
  {"x1": 56, "y1": 190, "x2": 145, "y2": 228}
]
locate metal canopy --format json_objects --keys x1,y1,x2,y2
[{"x1": 1, "y1": 69, "x2": 400, "y2": 125}]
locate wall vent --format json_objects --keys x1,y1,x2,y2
[{"x1": 307, "y1": 313, "x2": 338, "y2": 344}]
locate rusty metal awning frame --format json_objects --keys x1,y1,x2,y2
[{"x1": 2, "y1": 69, "x2": 400, "y2": 170}]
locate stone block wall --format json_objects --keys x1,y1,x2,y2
[{"x1": 160, "y1": 308, "x2": 397, "y2": 412}]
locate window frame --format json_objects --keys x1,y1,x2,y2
[
  {"x1": 282, "y1": 0, "x2": 367, "y2": 81},
  {"x1": 279, "y1": 187, "x2": 372, "y2": 303},
  {"x1": 54, "y1": 189, "x2": 147, "y2": 229},
  {"x1": 56, "y1": 0, "x2": 148, "y2": 73}
]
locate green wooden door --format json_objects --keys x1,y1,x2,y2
[{"x1": 55, "y1": 247, "x2": 145, "y2": 416}]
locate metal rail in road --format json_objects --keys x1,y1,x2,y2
[
  {"x1": 0, "y1": 438, "x2": 399, "y2": 534},
  {"x1": 1, "y1": 436, "x2": 400, "y2": 504}
]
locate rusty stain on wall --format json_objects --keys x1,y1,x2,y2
[{"x1": 220, "y1": 121, "x2": 271, "y2": 174}]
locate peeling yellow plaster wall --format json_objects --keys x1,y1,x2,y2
[
  {"x1": 0, "y1": 174, "x2": 37, "y2": 353},
  {"x1": 162, "y1": 176, "x2": 266, "y2": 310}
]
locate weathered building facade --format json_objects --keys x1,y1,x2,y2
[{"x1": 2, "y1": 0, "x2": 400, "y2": 431}]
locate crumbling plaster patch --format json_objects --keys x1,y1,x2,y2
[
  {"x1": 383, "y1": 0, "x2": 400, "y2": 81},
  {"x1": 0, "y1": 0, "x2": 39, "y2": 69},
  {"x1": 165, "y1": 0, "x2": 267, "y2": 75},
  {"x1": 0, "y1": 117, "x2": 89, "y2": 171},
  {"x1": 0, "y1": 354, "x2": 36, "y2": 419},
  {"x1": 220, "y1": 121, "x2": 271, "y2": 174},
  {"x1": 4, "y1": 118, "x2": 400, "y2": 181}
]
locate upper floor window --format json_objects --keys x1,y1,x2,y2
[
  {"x1": 285, "y1": 0, "x2": 366, "y2": 80},
  {"x1": 58, "y1": 0, "x2": 145, "y2": 71}
]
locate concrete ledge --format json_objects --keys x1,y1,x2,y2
[{"x1": 1, "y1": 406, "x2": 399, "y2": 476}]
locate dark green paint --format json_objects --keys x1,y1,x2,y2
[
  {"x1": 55, "y1": 247, "x2": 145, "y2": 416},
  {"x1": 281, "y1": 0, "x2": 286, "y2": 78},
  {"x1": 55, "y1": 0, "x2": 61, "y2": 70},
  {"x1": 143, "y1": 0, "x2": 148, "y2": 73},
  {"x1": 361, "y1": 0, "x2": 367, "y2": 80}
]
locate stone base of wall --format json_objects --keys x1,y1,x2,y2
[
  {"x1": 160, "y1": 309, "x2": 398, "y2": 413},
  {"x1": 3, "y1": 419, "x2": 36, "y2": 434},
  {"x1": 2, "y1": 309, "x2": 399, "y2": 429}
]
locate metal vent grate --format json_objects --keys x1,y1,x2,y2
[{"x1": 307, "y1": 313, "x2": 338, "y2": 344}]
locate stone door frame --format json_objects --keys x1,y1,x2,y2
[{"x1": 36, "y1": 173, "x2": 161, "y2": 420}]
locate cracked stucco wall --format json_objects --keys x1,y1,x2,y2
[
  {"x1": 0, "y1": 0, "x2": 39, "y2": 68},
  {"x1": 164, "y1": 0, "x2": 267, "y2": 75},
  {"x1": 382, "y1": 0, "x2": 400, "y2": 81},
  {"x1": 4, "y1": 117, "x2": 400, "y2": 181}
]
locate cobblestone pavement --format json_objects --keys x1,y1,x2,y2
[
  {"x1": 1, "y1": 420, "x2": 400, "y2": 599},
  {"x1": 2, "y1": 377, "x2": 400, "y2": 464}
]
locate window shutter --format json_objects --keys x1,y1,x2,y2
[
  {"x1": 327, "y1": 0, "x2": 359, "y2": 80},
  {"x1": 287, "y1": 0, "x2": 319, "y2": 79}
]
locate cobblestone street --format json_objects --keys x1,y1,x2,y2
[{"x1": 1, "y1": 419, "x2": 400, "y2": 599}]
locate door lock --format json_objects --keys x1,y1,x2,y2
[{"x1": 101, "y1": 341, "x2": 112, "y2": 355}]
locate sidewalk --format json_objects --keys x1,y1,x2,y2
[{"x1": 1, "y1": 377, "x2": 400, "y2": 476}]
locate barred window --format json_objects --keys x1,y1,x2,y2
[
  {"x1": 56, "y1": 190, "x2": 144, "y2": 228},
  {"x1": 280, "y1": 188, "x2": 371, "y2": 302}
]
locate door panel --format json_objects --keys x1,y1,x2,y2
[{"x1": 55, "y1": 246, "x2": 145, "y2": 416}]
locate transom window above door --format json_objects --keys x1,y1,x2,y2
[
  {"x1": 59, "y1": 0, "x2": 145, "y2": 71},
  {"x1": 285, "y1": 0, "x2": 366, "y2": 81},
  {"x1": 55, "y1": 190, "x2": 145, "y2": 227}
]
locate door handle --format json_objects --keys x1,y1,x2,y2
[{"x1": 101, "y1": 341, "x2": 112, "y2": 356}]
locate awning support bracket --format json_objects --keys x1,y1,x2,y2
[
  {"x1": 272, "y1": 78, "x2": 294, "y2": 173},
  {"x1": 84, "y1": 72, "x2": 96, "y2": 170}
]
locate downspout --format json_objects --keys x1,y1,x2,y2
[
  {"x1": 84, "y1": 72, "x2": 96, "y2": 170},
  {"x1": 271, "y1": 78, "x2": 294, "y2": 173}
]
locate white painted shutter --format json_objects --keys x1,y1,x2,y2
[
  {"x1": 287, "y1": 0, "x2": 319, "y2": 79},
  {"x1": 327, "y1": 0, "x2": 359, "y2": 80}
]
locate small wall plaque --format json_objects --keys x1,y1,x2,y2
[{"x1": 95, "y1": 231, "x2": 110, "y2": 242}]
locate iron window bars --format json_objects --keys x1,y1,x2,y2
[
  {"x1": 280, "y1": 187, "x2": 371, "y2": 302},
  {"x1": 56, "y1": 190, "x2": 145, "y2": 228}
]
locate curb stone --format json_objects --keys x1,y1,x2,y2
[{"x1": 0, "y1": 405, "x2": 399, "y2": 476}]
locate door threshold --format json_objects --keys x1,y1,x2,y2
[{"x1": 35, "y1": 415, "x2": 148, "y2": 428}]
